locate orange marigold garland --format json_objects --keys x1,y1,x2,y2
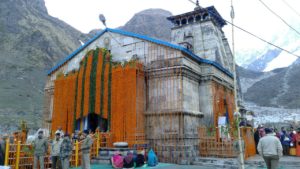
[
  {"x1": 73, "y1": 70, "x2": 80, "y2": 131},
  {"x1": 89, "y1": 48, "x2": 99, "y2": 114},
  {"x1": 80, "y1": 55, "x2": 88, "y2": 122}
]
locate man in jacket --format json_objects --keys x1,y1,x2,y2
[
  {"x1": 33, "y1": 130, "x2": 48, "y2": 169},
  {"x1": 81, "y1": 130, "x2": 93, "y2": 169},
  {"x1": 257, "y1": 128, "x2": 283, "y2": 169},
  {"x1": 60, "y1": 133, "x2": 73, "y2": 169},
  {"x1": 51, "y1": 132, "x2": 62, "y2": 169},
  {"x1": 254, "y1": 125, "x2": 263, "y2": 154}
]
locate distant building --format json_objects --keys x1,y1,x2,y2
[{"x1": 44, "y1": 5, "x2": 235, "y2": 163}]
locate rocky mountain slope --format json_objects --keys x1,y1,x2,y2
[
  {"x1": 120, "y1": 9, "x2": 173, "y2": 41},
  {"x1": 243, "y1": 60, "x2": 300, "y2": 108},
  {"x1": 0, "y1": 0, "x2": 88, "y2": 131}
]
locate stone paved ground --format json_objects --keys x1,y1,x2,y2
[
  {"x1": 73, "y1": 163, "x2": 299, "y2": 169},
  {"x1": 79, "y1": 155, "x2": 300, "y2": 169}
]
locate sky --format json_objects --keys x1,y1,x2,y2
[{"x1": 45, "y1": 0, "x2": 300, "y2": 66}]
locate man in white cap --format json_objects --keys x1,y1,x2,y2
[{"x1": 55, "y1": 127, "x2": 64, "y2": 138}]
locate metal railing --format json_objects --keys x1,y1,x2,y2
[{"x1": 198, "y1": 126, "x2": 256, "y2": 158}]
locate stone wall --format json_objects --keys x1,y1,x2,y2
[
  {"x1": 146, "y1": 112, "x2": 201, "y2": 164},
  {"x1": 171, "y1": 19, "x2": 234, "y2": 73}
]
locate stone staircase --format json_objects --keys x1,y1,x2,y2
[{"x1": 193, "y1": 157, "x2": 239, "y2": 169}]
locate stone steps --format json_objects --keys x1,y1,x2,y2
[
  {"x1": 193, "y1": 156, "x2": 300, "y2": 169},
  {"x1": 193, "y1": 157, "x2": 238, "y2": 169}
]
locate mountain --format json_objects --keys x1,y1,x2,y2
[
  {"x1": 239, "y1": 59, "x2": 300, "y2": 109},
  {"x1": 0, "y1": 0, "x2": 88, "y2": 131},
  {"x1": 120, "y1": 9, "x2": 173, "y2": 41},
  {"x1": 237, "y1": 26, "x2": 300, "y2": 72},
  {"x1": 245, "y1": 49, "x2": 281, "y2": 72}
]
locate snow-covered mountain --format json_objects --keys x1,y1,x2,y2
[{"x1": 236, "y1": 26, "x2": 300, "y2": 72}]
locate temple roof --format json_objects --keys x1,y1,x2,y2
[
  {"x1": 167, "y1": 6, "x2": 226, "y2": 27},
  {"x1": 47, "y1": 28, "x2": 232, "y2": 78}
]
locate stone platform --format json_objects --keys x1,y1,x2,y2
[{"x1": 91, "y1": 147, "x2": 135, "y2": 164}]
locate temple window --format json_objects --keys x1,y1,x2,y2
[
  {"x1": 188, "y1": 17, "x2": 194, "y2": 24},
  {"x1": 195, "y1": 15, "x2": 201, "y2": 22},
  {"x1": 181, "y1": 18, "x2": 187, "y2": 25},
  {"x1": 203, "y1": 13, "x2": 209, "y2": 20}
]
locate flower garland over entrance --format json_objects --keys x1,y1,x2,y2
[{"x1": 51, "y1": 48, "x2": 145, "y2": 144}]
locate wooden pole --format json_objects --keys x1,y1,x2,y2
[
  {"x1": 15, "y1": 141, "x2": 21, "y2": 169},
  {"x1": 96, "y1": 131, "x2": 100, "y2": 156},
  {"x1": 75, "y1": 141, "x2": 79, "y2": 167},
  {"x1": 4, "y1": 138, "x2": 10, "y2": 166}
]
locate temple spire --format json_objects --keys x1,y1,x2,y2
[{"x1": 194, "y1": 0, "x2": 202, "y2": 10}]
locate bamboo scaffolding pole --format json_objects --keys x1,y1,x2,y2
[
  {"x1": 4, "y1": 138, "x2": 9, "y2": 166},
  {"x1": 15, "y1": 141, "x2": 21, "y2": 169},
  {"x1": 75, "y1": 141, "x2": 79, "y2": 167}
]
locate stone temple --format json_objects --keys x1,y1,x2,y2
[{"x1": 44, "y1": 5, "x2": 235, "y2": 164}]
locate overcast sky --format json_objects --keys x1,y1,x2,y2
[{"x1": 45, "y1": 0, "x2": 300, "y2": 64}]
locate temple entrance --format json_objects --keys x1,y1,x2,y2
[
  {"x1": 87, "y1": 113, "x2": 108, "y2": 133},
  {"x1": 88, "y1": 113, "x2": 99, "y2": 132}
]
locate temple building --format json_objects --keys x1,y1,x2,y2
[{"x1": 44, "y1": 5, "x2": 235, "y2": 163}]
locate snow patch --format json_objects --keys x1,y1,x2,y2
[{"x1": 263, "y1": 52, "x2": 298, "y2": 72}]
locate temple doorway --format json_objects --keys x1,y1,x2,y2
[{"x1": 87, "y1": 113, "x2": 108, "y2": 132}]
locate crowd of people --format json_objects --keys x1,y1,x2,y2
[
  {"x1": 254, "y1": 125, "x2": 300, "y2": 169},
  {"x1": 254, "y1": 125, "x2": 300, "y2": 155},
  {"x1": 111, "y1": 149, "x2": 158, "y2": 168},
  {"x1": 33, "y1": 128, "x2": 93, "y2": 169}
]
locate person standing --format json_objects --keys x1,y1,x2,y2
[
  {"x1": 33, "y1": 130, "x2": 48, "y2": 169},
  {"x1": 257, "y1": 128, "x2": 283, "y2": 169},
  {"x1": 280, "y1": 130, "x2": 291, "y2": 155},
  {"x1": 60, "y1": 133, "x2": 73, "y2": 169},
  {"x1": 80, "y1": 130, "x2": 93, "y2": 169},
  {"x1": 254, "y1": 125, "x2": 263, "y2": 154},
  {"x1": 51, "y1": 132, "x2": 62, "y2": 169}
]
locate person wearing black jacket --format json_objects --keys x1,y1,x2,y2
[{"x1": 254, "y1": 125, "x2": 263, "y2": 154}]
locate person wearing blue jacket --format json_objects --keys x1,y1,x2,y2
[
  {"x1": 147, "y1": 149, "x2": 158, "y2": 167},
  {"x1": 280, "y1": 130, "x2": 291, "y2": 155}
]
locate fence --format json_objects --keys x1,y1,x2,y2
[
  {"x1": 4, "y1": 132, "x2": 112, "y2": 169},
  {"x1": 198, "y1": 126, "x2": 256, "y2": 159}
]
